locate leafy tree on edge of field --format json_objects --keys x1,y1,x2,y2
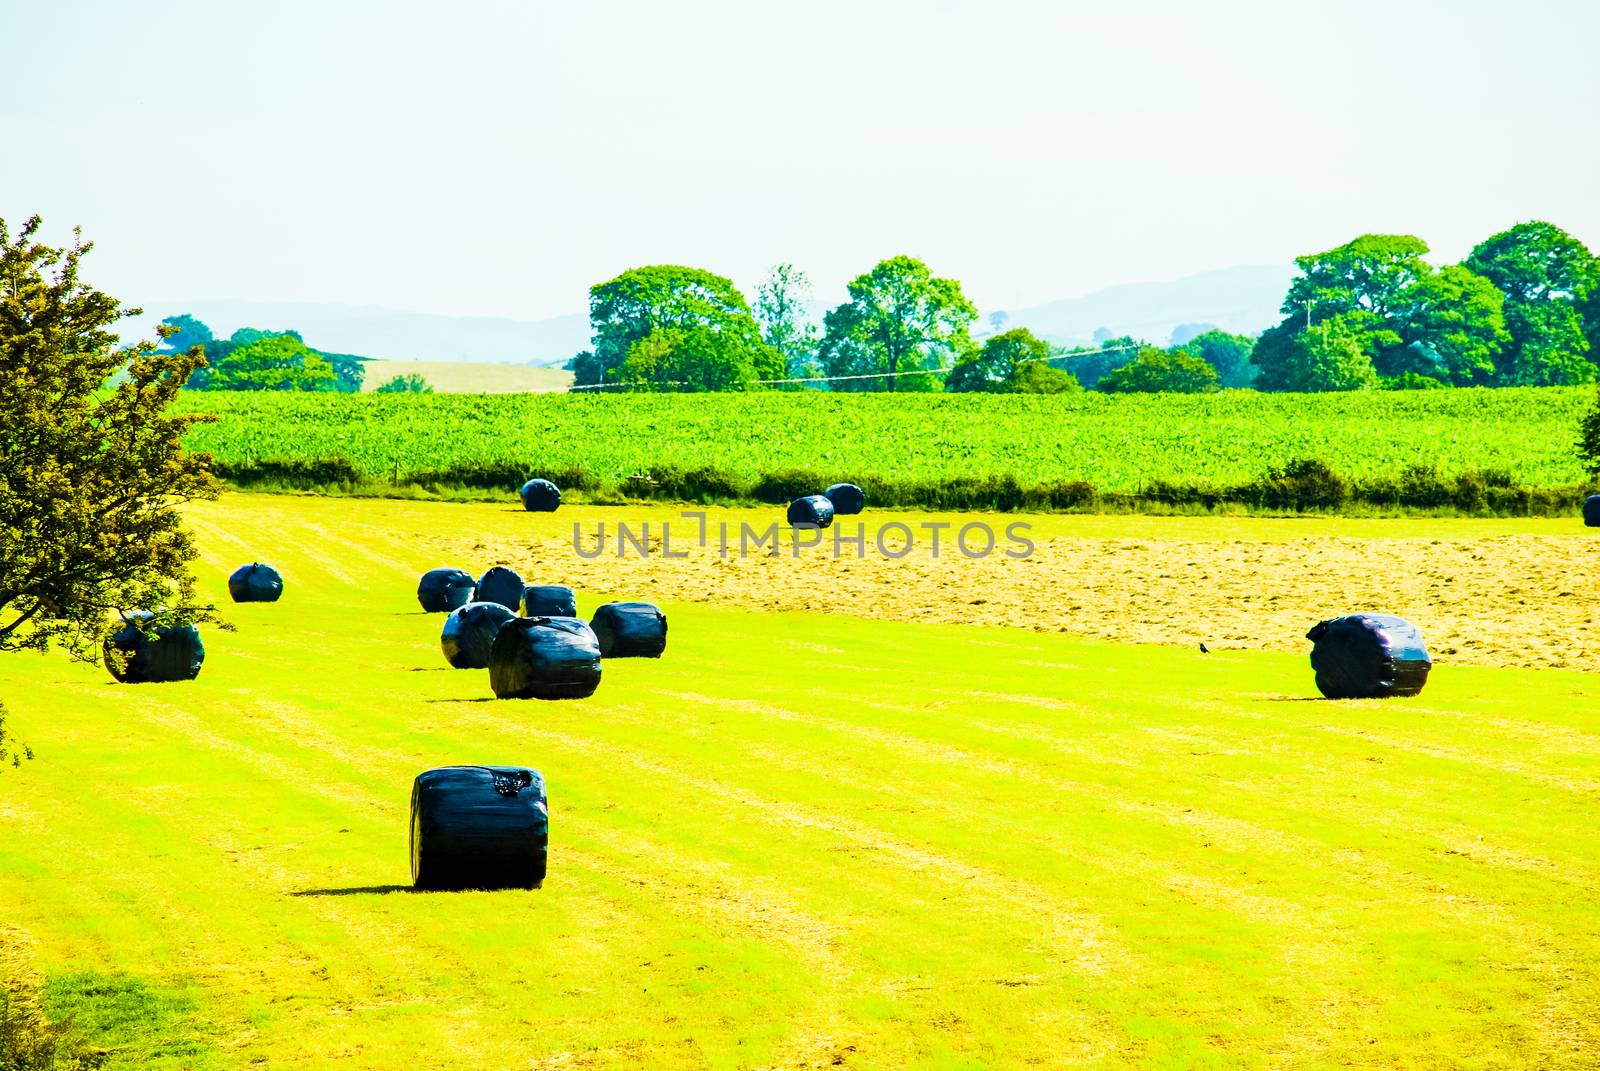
[
  {"x1": 374, "y1": 373, "x2": 433, "y2": 393},
  {"x1": 157, "y1": 313, "x2": 211, "y2": 354},
  {"x1": 178, "y1": 321, "x2": 363, "y2": 391},
  {"x1": 754, "y1": 264, "x2": 821, "y2": 386},
  {"x1": 1466, "y1": 221, "x2": 1599, "y2": 385},
  {"x1": 1387, "y1": 264, "x2": 1508, "y2": 384},
  {"x1": 1254, "y1": 313, "x2": 1379, "y2": 392},
  {"x1": 0, "y1": 215, "x2": 221, "y2": 661},
  {"x1": 204, "y1": 334, "x2": 338, "y2": 391},
  {"x1": 1057, "y1": 335, "x2": 1141, "y2": 390},
  {"x1": 1172, "y1": 329, "x2": 1256, "y2": 388},
  {"x1": 1097, "y1": 347, "x2": 1221, "y2": 393},
  {"x1": 818, "y1": 255, "x2": 977, "y2": 392},
  {"x1": 947, "y1": 328, "x2": 1079, "y2": 393},
  {"x1": 582, "y1": 265, "x2": 778, "y2": 388},
  {"x1": 615, "y1": 325, "x2": 772, "y2": 392}
]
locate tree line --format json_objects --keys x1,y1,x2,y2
[
  {"x1": 155, "y1": 316, "x2": 432, "y2": 393},
  {"x1": 569, "y1": 220, "x2": 1600, "y2": 394}
]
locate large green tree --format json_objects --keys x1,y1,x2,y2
[
  {"x1": 1284, "y1": 234, "x2": 1431, "y2": 323},
  {"x1": 158, "y1": 313, "x2": 212, "y2": 353},
  {"x1": 1098, "y1": 347, "x2": 1221, "y2": 393},
  {"x1": 206, "y1": 334, "x2": 338, "y2": 391},
  {"x1": 615, "y1": 325, "x2": 774, "y2": 392},
  {"x1": 0, "y1": 215, "x2": 220, "y2": 660},
  {"x1": 754, "y1": 263, "x2": 821, "y2": 384},
  {"x1": 1465, "y1": 222, "x2": 1598, "y2": 385},
  {"x1": 1253, "y1": 313, "x2": 1379, "y2": 392},
  {"x1": 947, "y1": 328, "x2": 1078, "y2": 393},
  {"x1": 1172, "y1": 329, "x2": 1256, "y2": 388},
  {"x1": 818, "y1": 256, "x2": 977, "y2": 392},
  {"x1": 1389, "y1": 265, "x2": 1509, "y2": 384},
  {"x1": 583, "y1": 265, "x2": 777, "y2": 388}
]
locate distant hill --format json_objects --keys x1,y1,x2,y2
[
  {"x1": 996, "y1": 265, "x2": 1295, "y2": 347},
  {"x1": 120, "y1": 300, "x2": 589, "y2": 365}
]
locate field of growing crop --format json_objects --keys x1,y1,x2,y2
[{"x1": 177, "y1": 387, "x2": 1596, "y2": 493}]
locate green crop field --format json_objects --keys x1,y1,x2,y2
[
  {"x1": 176, "y1": 387, "x2": 1596, "y2": 495},
  {"x1": 3, "y1": 495, "x2": 1597, "y2": 1069}
]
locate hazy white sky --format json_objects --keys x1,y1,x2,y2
[{"x1": 3, "y1": 0, "x2": 1597, "y2": 319}]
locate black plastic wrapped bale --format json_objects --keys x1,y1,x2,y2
[
  {"x1": 489, "y1": 617, "x2": 603, "y2": 700},
  {"x1": 475, "y1": 566, "x2": 525, "y2": 610},
  {"x1": 1305, "y1": 613, "x2": 1432, "y2": 699},
  {"x1": 440, "y1": 601, "x2": 517, "y2": 669},
  {"x1": 410, "y1": 766, "x2": 548, "y2": 890},
  {"x1": 823, "y1": 482, "x2": 866, "y2": 515},
  {"x1": 521, "y1": 584, "x2": 577, "y2": 617},
  {"x1": 228, "y1": 562, "x2": 283, "y2": 603},
  {"x1": 104, "y1": 612, "x2": 205, "y2": 683},
  {"x1": 1585, "y1": 494, "x2": 1600, "y2": 528},
  {"x1": 417, "y1": 567, "x2": 477, "y2": 613},
  {"x1": 519, "y1": 478, "x2": 562, "y2": 512},
  {"x1": 787, "y1": 494, "x2": 835, "y2": 529},
  {"x1": 590, "y1": 601, "x2": 668, "y2": 658}
]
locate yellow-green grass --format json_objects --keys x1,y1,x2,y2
[
  {"x1": 361, "y1": 360, "x2": 573, "y2": 394},
  {"x1": 1, "y1": 496, "x2": 1597, "y2": 1069}
]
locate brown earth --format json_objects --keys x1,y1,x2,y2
[{"x1": 426, "y1": 514, "x2": 1600, "y2": 673}]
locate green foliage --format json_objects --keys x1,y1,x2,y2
[
  {"x1": 1467, "y1": 221, "x2": 1599, "y2": 386},
  {"x1": 0, "y1": 701, "x2": 31, "y2": 768},
  {"x1": 1284, "y1": 234, "x2": 1431, "y2": 321},
  {"x1": 1253, "y1": 313, "x2": 1380, "y2": 392},
  {"x1": 0, "y1": 983, "x2": 105, "y2": 1071},
  {"x1": 1389, "y1": 265, "x2": 1508, "y2": 384},
  {"x1": 1497, "y1": 302, "x2": 1595, "y2": 385},
  {"x1": 584, "y1": 265, "x2": 776, "y2": 388},
  {"x1": 1174, "y1": 329, "x2": 1255, "y2": 388},
  {"x1": 616, "y1": 325, "x2": 772, "y2": 392},
  {"x1": 1098, "y1": 347, "x2": 1220, "y2": 394},
  {"x1": 818, "y1": 255, "x2": 976, "y2": 392},
  {"x1": 41, "y1": 973, "x2": 212, "y2": 1067},
  {"x1": 754, "y1": 264, "x2": 820, "y2": 385},
  {"x1": 947, "y1": 328, "x2": 1077, "y2": 393},
  {"x1": 207, "y1": 335, "x2": 339, "y2": 392},
  {"x1": 374, "y1": 373, "x2": 433, "y2": 394},
  {"x1": 157, "y1": 314, "x2": 211, "y2": 354},
  {"x1": 1579, "y1": 385, "x2": 1600, "y2": 478},
  {"x1": 1383, "y1": 371, "x2": 1449, "y2": 391},
  {"x1": 1059, "y1": 336, "x2": 1140, "y2": 389},
  {"x1": 0, "y1": 214, "x2": 221, "y2": 660}
]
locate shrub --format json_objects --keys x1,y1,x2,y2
[
  {"x1": 0, "y1": 980, "x2": 105, "y2": 1070},
  {"x1": 0, "y1": 701, "x2": 31, "y2": 769}
]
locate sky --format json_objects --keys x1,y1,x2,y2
[{"x1": 3, "y1": 0, "x2": 1597, "y2": 321}]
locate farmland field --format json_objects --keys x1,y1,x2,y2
[
  {"x1": 359, "y1": 360, "x2": 574, "y2": 394},
  {"x1": 177, "y1": 387, "x2": 1597, "y2": 494},
  {"x1": 2, "y1": 495, "x2": 1598, "y2": 1069}
]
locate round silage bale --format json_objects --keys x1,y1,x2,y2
[
  {"x1": 417, "y1": 567, "x2": 477, "y2": 613},
  {"x1": 823, "y1": 482, "x2": 866, "y2": 515},
  {"x1": 1305, "y1": 613, "x2": 1432, "y2": 699},
  {"x1": 410, "y1": 765, "x2": 548, "y2": 890},
  {"x1": 489, "y1": 617, "x2": 602, "y2": 700},
  {"x1": 104, "y1": 612, "x2": 205, "y2": 683},
  {"x1": 589, "y1": 601, "x2": 667, "y2": 658},
  {"x1": 440, "y1": 601, "x2": 517, "y2": 669},
  {"x1": 1584, "y1": 494, "x2": 1600, "y2": 528},
  {"x1": 521, "y1": 584, "x2": 577, "y2": 617},
  {"x1": 519, "y1": 479, "x2": 562, "y2": 512},
  {"x1": 228, "y1": 562, "x2": 283, "y2": 603},
  {"x1": 787, "y1": 495, "x2": 835, "y2": 529},
  {"x1": 475, "y1": 566, "x2": 525, "y2": 611}
]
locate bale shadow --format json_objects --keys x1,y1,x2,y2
[
  {"x1": 425, "y1": 697, "x2": 496, "y2": 703},
  {"x1": 408, "y1": 667, "x2": 454, "y2": 672},
  {"x1": 1262, "y1": 696, "x2": 1336, "y2": 702},
  {"x1": 291, "y1": 885, "x2": 414, "y2": 897}
]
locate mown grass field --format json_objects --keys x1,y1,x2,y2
[
  {"x1": 2, "y1": 496, "x2": 1598, "y2": 1069},
  {"x1": 177, "y1": 387, "x2": 1596, "y2": 493}
]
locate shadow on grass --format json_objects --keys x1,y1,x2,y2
[
  {"x1": 291, "y1": 885, "x2": 415, "y2": 897},
  {"x1": 424, "y1": 697, "x2": 496, "y2": 703},
  {"x1": 408, "y1": 667, "x2": 455, "y2": 672}
]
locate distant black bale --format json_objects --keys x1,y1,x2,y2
[
  {"x1": 417, "y1": 567, "x2": 477, "y2": 613},
  {"x1": 489, "y1": 617, "x2": 602, "y2": 700},
  {"x1": 1584, "y1": 494, "x2": 1600, "y2": 527},
  {"x1": 410, "y1": 765, "x2": 548, "y2": 890},
  {"x1": 590, "y1": 601, "x2": 668, "y2": 658},
  {"x1": 104, "y1": 612, "x2": 205, "y2": 683},
  {"x1": 520, "y1": 479, "x2": 562, "y2": 512},
  {"x1": 823, "y1": 482, "x2": 866, "y2": 515},
  {"x1": 475, "y1": 566, "x2": 525, "y2": 610},
  {"x1": 228, "y1": 562, "x2": 283, "y2": 603},
  {"x1": 521, "y1": 584, "x2": 577, "y2": 617},
  {"x1": 1305, "y1": 613, "x2": 1432, "y2": 699},
  {"x1": 440, "y1": 601, "x2": 517, "y2": 669},
  {"x1": 787, "y1": 494, "x2": 835, "y2": 529}
]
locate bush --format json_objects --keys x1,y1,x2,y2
[
  {"x1": 374, "y1": 374, "x2": 433, "y2": 394},
  {"x1": 0, "y1": 701, "x2": 30, "y2": 769},
  {"x1": 0, "y1": 980, "x2": 105, "y2": 1070}
]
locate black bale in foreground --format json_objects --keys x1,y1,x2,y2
[
  {"x1": 410, "y1": 766, "x2": 548, "y2": 890},
  {"x1": 440, "y1": 601, "x2": 517, "y2": 669},
  {"x1": 475, "y1": 566, "x2": 525, "y2": 611},
  {"x1": 590, "y1": 601, "x2": 667, "y2": 658},
  {"x1": 824, "y1": 482, "x2": 866, "y2": 515},
  {"x1": 489, "y1": 617, "x2": 602, "y2": 700},
  {"x1": 787, "y1": 494, "x2": 835, "y2": 529},
  {"x1": 521, "y1": 584, "x2": 577, "y2": 617},
  {"x1": 417, "y1": 567, "x2": 477, "y2": 613},
  {"x1": 519, "y1": 478, "x2": 562, "y2": 512},
  {"x1": 1306, "y1": 613, "x2": 1432, "y2": 699},
  {"x1": 104, "y1": 612, "x2": 205, "y2": 683},
  {"x1": 1584, "y1": 493, "x2": 1600, "y2": 527},
  {"x1": 228, "y1": 562, "x2": 283, "y2": 603}
]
